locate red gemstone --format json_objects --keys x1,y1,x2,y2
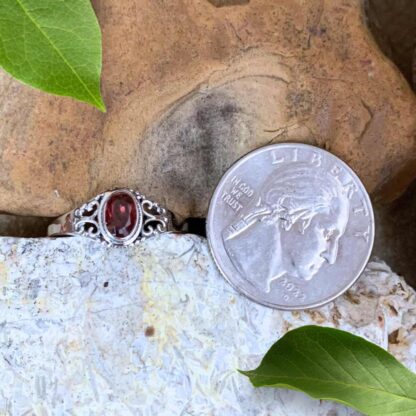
[{"x1": 104, "y1": 192, "x2": 137, "y2": 238}]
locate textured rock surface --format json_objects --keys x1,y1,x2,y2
[
  {"x1": 374, "y1": 179, "x2": 416, "y2": 287},
  {"x1": 0, "y1": 0, "x2": 415, "y2": 218},
  {"x1": 414, "y1": 47, "x2": 416, "y2": 89},
  {"x1": 0, "y1": 233, "x2": 415, "y2": 415},
  {"x1": 365, "y1": 0, "x2": 416, "y2": 90}
]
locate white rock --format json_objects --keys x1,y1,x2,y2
[{"x1": 0, "y1": 234, "x2": 415, "y2": 416}]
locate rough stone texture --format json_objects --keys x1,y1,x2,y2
[
  {"x1": 414, "y1": 47, "x2": 416, "y2": 89},
  {"x1": 373, "y1": 180, "x2": 416, "y2": 287},
  {"x1": 0, "y1": 0, "x2": 415, "y2": 218},
  {"x1": 365, "y1": 0, "x2": 416, "y2": 90},
  {"x1": 0, "y1": 233, "x2": 415, "y2": 415}
]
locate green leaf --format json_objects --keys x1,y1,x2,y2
[
  {"x1": 0, "y1": 0, "x2": 105, "y2": 111},
  {"x1": 240, "y1": 325, "x2": 416, "y2": 416}
]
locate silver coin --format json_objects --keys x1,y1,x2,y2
[{"x1": 207, "y1": 143, "x2": 375, "y2": 310}]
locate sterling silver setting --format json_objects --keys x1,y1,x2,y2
[{"x1": 48, "y1": 189, "x2": 172, "y2": 246}]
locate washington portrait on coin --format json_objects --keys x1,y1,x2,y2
[
  {"x1": 207, "y1": 143, "x2": 374, "y2": 310},
  {"x1": 221, "y1": 162, "x2": 350, "y2": 293}
]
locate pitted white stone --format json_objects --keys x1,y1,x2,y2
[{"x1": 0, "y1": 234, "x2": 414, "y2": 415}]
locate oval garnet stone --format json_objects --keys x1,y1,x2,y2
[{"x1": 104, "y1": 192, "x2": 137, "y2": 239}]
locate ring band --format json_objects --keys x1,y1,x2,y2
[{"x1": 48, "y1": 188, "x2": 174, "y2": 246}]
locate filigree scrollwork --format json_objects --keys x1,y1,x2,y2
[
  {"x1": 140, "y1": 199, "x2": 169, "y2": 238},
  {"x1": 74, "y1": 198, "x2": 101, "y2": 238}
]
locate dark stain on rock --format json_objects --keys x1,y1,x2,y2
[
  {"x1": 145, "y1": 326, "x2": 155, "y2": 337},
  {"x1": 388, "y1": 329, "x2": 399, "y2": 344},
  {"x1": 208, "y1": 0, "x2": 249, "y2": 7},
  {"x1": 195, "y1": 95, "x2": 239, "y2": 128},
  {"x1": 142, "y1": 89, "x2": 249, "y2": 217},
  {"x1": 344, "y1": 291, "x2": 360, "y2": 305},
  {"x1": 286, "y1": 89, "x2": 313, "y2": 119},
  {"x1": 388, "y1": 304, "x2": 398, "y2": 316}
]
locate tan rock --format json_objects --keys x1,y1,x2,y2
[{"x1": 0, "y1": 0, "x2": 415, "y2": 218}]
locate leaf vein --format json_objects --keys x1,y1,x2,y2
[
  {"x1": 247, "y1": 374, "x2": 416, "y2": 404},
  {"x1": 13, "y1": 0, "x2": 102, "y2": 108},
  {"x1": 364, "y1": 343, "x2": 408, "y2": 397},
  {"x1": 301, "y1": 334, "x2": 358, "y2": 383},
  {"x1": 326, "y1": 334, "x2": 387, "y2": 391}
]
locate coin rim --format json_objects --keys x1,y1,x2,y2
[{"x1": 206, "y1": 142, "x2": 375, "y2": 310}]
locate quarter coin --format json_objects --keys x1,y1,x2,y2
[{"x1": 207, "y1": 143, "x2": 375, "y2": 310}]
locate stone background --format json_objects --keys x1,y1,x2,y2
[
  {"x1": 0, "y1": 0, "x2": 415, "y2": 284},
  {"x1": 0, "y1": 234, "x2": 415, "y2": 415},
  {"x1": 364, "y1": 0, "x2": 416, "y2": 284},
  {"x1": 0, "y1": 3, "x2": 415, "y2": 413}
]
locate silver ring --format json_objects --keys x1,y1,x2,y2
[{"x1": 48, "y1": 188, "x2": 174, "y2": 246}]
